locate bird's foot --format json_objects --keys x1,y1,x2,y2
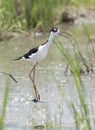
[
  {"x1": 32, "y1": 98, "x2": 39, "y2": 103},
  {"x1": 32, "y1": 94, "x2": 40, "y2": 103},
  {"x1": 32, "y1": 97, "x2": 40, "y2": 103}
]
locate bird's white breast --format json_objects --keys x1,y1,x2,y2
[{"x1": 29, "y1": 44, "x2": 49, "y2": 62}]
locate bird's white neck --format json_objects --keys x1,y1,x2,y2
[
  {"x1": 46, "y1": 32, "x2": 55, "y2": 47},
  {"x1": 49, "y1": 32, "x2": 55, "y2": 42}
]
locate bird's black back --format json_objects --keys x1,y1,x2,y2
[{"x1": 15, "y1": 47, "x2": 38, "y2": 60}]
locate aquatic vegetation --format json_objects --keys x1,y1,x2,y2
[
  {"x1": 54, "y1": 26, "x2": 95, "y2": 129},
  {"x1": 0, "y1": 0, "x2": 95, "y2": 34},
  {"x1": 0, "y1": 83, "x2": 9, "y2": 130},
  {"x1": 0, "y1": 0, "x2": 63, "y2": 31}
]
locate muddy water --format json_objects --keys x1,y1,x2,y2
[{"x1": 0, "y1": 26, "x2": 95, "y2": 130}]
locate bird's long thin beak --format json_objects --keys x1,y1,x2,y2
[{"x1": 59, "y1": 32, "x2": 68, "y2": 38}]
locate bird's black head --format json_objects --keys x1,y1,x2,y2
[
  {"x1": 50, "y1": 27, "x2": 67, "y2": 37},
  {"x1": 51, "y1": 27, "x2": 59, "y2": 33}
]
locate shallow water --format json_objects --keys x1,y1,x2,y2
[{"x1": 0, "y1": 25, "x2": 95, "y2": 130}]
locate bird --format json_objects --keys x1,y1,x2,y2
[{"x1": 15, "y1": 27, "x2": 66, "y2": 102}]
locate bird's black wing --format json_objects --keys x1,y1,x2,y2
[{"x1": 14, "y1": 47, "x2": 38, "y2": 60}]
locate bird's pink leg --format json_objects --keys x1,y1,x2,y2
[{"x1": 29, "y1": 63, "x2": 40, "y2": 102}]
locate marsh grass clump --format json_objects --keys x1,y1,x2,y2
[
  {"x1": 61, "y1": 25, "x2": 95, "y2": 75},
  {"x1": 54, "y1": 28, "x2": 95, "y2": 129},
  {"x1": 0, "y1": 0, "x2": 64, "y2": 32},
  {"x1": 0, "y1": 0, "x2": 95, "y2": 34}
]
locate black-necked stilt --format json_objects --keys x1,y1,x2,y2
[{"x1": 15, "y1": 27, "x2": 66, "y2": 102}]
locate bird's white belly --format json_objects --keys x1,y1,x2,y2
[{"x1": 29, "y1": 46, "x2": 48, "y2": 62}]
